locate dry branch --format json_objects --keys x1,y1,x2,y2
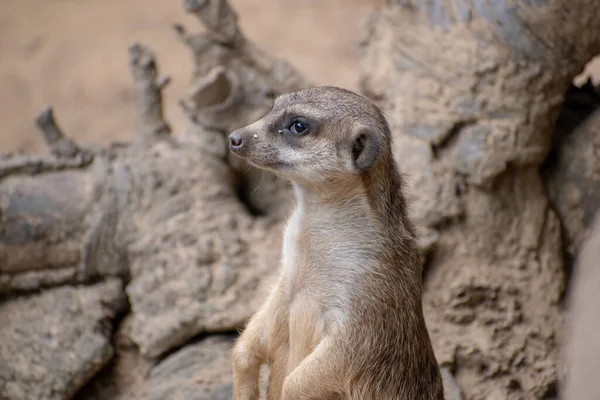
[
  {"x1": 183, "y1": 0, "x2": 241, "y2": 45},
  {"x1": 35, "y1": 106, "x2": 85, "y2": 159},
  {"x1": 0, "y1": 108, "x2": 93, "y2": 182},
  {"x1": 128, "y1": 43, "x2": 171, "y2": 141},
  {"x1": 0, "y1": 154, "x2": 91, "y2": 181}
]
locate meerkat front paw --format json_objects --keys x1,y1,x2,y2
[{"x1": 232, "y1": 342, "x2": 262, "y2": 400}]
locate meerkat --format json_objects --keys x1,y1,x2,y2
[{"x1": 228, "y1": 86, "x2": 444, "y2": 400}]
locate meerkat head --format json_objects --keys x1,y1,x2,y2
[{"x1": 228, "y1": 86, "x2": 392, "y2": 185}]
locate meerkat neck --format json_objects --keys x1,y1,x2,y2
[
  {"x1": 363, "y1": 154, "x2": 410, "y2": 231},
  {"x1": 288, "y1": 157, "x2": 409, "y2": 231},
  {"x1": 291, "y1": 180, "x2": 367, "y2": 208}
]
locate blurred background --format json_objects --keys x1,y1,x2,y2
[
  {"x1": 3, "y1": 0, "x2": 600, "y2": 154},
  {"x1": 0, "y1": 0, "x2": 389, "y2": 153}
]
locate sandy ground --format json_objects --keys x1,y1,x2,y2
[{"x1": 1, "y1": 0, "x2": 598, "y2": 155}]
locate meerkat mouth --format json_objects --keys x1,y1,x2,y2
[
  {"x1": 262, "y1": 161, "x2": 291, "y2": 170},
  {"x1": 247, "y1": 158, "x2": 292, "y2": 172}
]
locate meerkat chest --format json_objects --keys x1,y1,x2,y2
[
  {"x1": 281, "y1": 204, "x2": 376, "y2": 302},
  {"x1": 285, "y1": 291, "x2": 327, "y2": 373},
  {"x1": 281, "y1": 204, "x2": 376, "y2": 372}
]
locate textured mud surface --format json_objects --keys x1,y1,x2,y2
[
  {"x1": 0, "y1": 279, "x2": 126, "y2": 400},
  {"x1": 1, "y1": 1, "x2": 599, "y2": 400},
  {"x1": 359, "y1": 2, "x2": 600, "y2": 398}
]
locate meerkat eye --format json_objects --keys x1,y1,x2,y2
[{"x1": 287, "y1": 119, "x2": 309, "y2": 135}]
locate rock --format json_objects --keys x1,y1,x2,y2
[
  {"x1": 124, "y1": 129, "x2": 282, "y2": 358},
  {"x1": 543, "y1": 84, "x2": 600, "y2": 259},
  {"x1": 78, "y1": 330, "x2": 275, "y2": 400},
  {"x1": 146, "y1": 335, "x2": 236, "y2": 400},
  {"x1": 359, "y1": 3, "x2": 577, "y2": 397},
  {"x1": 0, "y1": 278, "x2": 126, "y2": 400},
  {"x1": 562, "y1": 212, "x2": 600, "y2": 400},
  {"x1": 393, "y1": 134, "x2": 463, "y2": 229},
  {"x1": 0, "y1": 156, "x2": 131, "y2": 295},
  {"x1": 73, "y1": 314, "x2": 153, "y2": 400},
  {"x1": 441, "y1": 367, "x2": 463, "y2": 400}
]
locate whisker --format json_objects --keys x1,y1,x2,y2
[{"x1": 242, "y1": 163, "x2": 253, "y2": 175}]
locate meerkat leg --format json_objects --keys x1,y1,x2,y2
[
  {"x1": 233, "y1": 285, "x2": 287, "y2": 400},
  {"x1": 266, "y1": 347, "x2": 289, "y2": 400},
  {"x1": 282, "y1": 337, "x2": 342, "y2": 400},
  {"x1": 265, "y1": 313, "x2": 291, "y2": 400},
  {"x1": 232, "y1": 308, "x2": 267, "y2": 400}
]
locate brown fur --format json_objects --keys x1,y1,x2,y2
[{"x1": 229, "y1": 86, "x2": 444, "y2": 399}]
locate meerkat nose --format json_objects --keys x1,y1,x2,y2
[{"x1": 229, "y1": 131, "x2": 244, "y2": 150}]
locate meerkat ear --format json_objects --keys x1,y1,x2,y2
[{"x1": 351, "y1": 129, "x2": 381, "y2": 173}]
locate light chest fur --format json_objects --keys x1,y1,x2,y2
[{"x1": 279, "y1": 187, "x2": 380, "y2": 375}]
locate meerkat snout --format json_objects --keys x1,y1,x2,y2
[
  {"x1": 229, "y1": 130, "x2": 244, "y2": 150},
  {"x1": 228, "y1": 86, "x2": 389, "y2": 183}
]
